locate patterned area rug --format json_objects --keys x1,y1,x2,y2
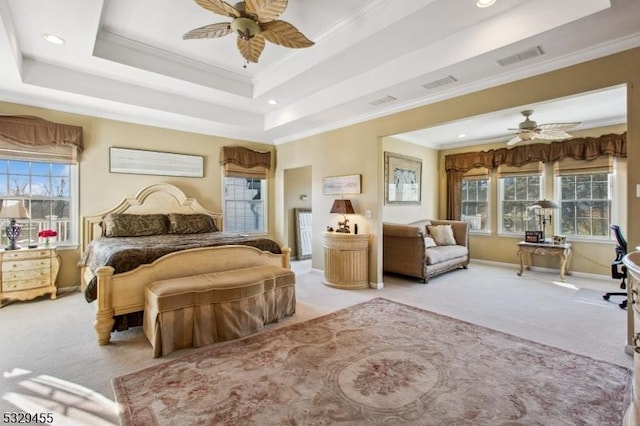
[{"x1": 113, "y1": 298, "x2": 631, "y2": 425}]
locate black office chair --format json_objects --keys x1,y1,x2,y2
[{"x1": 603, "y1": 224, "x2": 628, "y2": 309}]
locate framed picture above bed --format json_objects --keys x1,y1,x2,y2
[
  {"x1": 384, "y1": 152, "x2": 421, "y2": 204},
  {"x1": 109, "y1": 147, "x2": 204, "y2": 178}
]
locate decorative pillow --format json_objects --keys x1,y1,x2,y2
[
  {"x1": 168, "y1": 213, "x2": 218, "y2": 234},
  {"x1": 427, "y1": 224, "x2": 457, "y2": 246},
  {"x1": 424, "y1": 237, "x2": 437, "y2": 248},
  {"x1": 102, "y1": 213, "x2": 168, "y2": 237}
]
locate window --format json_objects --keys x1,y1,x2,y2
[
  {"x1": 498, "y1": 163, "x2": 542, "y2": 234},
  {"x1": 0, "y1": 159, "x2": 77, "y2": 247},
  {"x1": 223, "y1": 177, "x2": 266, "y2": 233},
  {"x1": 555, "y1": 156, "x2": 613, "y2": 238},
  {"x1": 461, "y1": 167, "x2": 489, "y2": 232}
]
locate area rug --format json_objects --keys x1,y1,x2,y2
[{"x1": 113, "y1": 298, "x2": 631, "y2": 425}]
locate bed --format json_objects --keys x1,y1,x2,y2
[{"x1": 79, "y1": 183, "x2": 291, "y2": 345}]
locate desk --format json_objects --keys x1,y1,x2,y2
[{"x1": 516, "y1": 241, "x2": 572, "y2": 281}]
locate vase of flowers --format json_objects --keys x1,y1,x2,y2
[{"x1": 38, "y1": 229, "x2": 58, "y2": 247}]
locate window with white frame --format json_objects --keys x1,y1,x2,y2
[
  {"x1": 223, "y1": 177, "x2": 266, "y2": 233},
  {"x1": 555, "y1": 156, "x2": 613, "y2": 238},
  {"x1": 461, "y1": 167, "x2": 490, "y2": 232},
  {"x1": 498, "y1": 162, "x2": 542, "y2": 234},
  {"x1": 0, "y1": 159, "x2": 77, "y2": 247}
]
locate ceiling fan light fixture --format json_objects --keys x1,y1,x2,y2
[
  {"x1": 231, "y1": 17, "x2": 260, "y2": 40},
  {"x1": 476, "y1": 0, "x2": 496, "y2": 8}
]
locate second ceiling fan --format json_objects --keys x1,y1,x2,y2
[{"x1": 507, "y1": 110, "x2": 580, "y2": 146}]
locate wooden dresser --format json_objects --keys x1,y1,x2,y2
[
  {"x1": 0, "y1": 247, "x2": 60, "y2": 307},
  {"x1": 623, "y1": 251, "x2": 640, "y2": 425},
  {"x1": 323, "y1": 232, "x2": 369, "y2": 289}
]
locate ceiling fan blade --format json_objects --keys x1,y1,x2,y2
[
  {"x1": 537, "y1": 130, "x2": 573, "y2": 140},
  {"x1": 237, "y1": 35, "x2": 266, "y2": 63},
  {"x1": 245, "y1": 0, "x2": 288, "y2": 23},
  {"x1": 507, "y1": 135, "x2": 523, "y2": 146},
  {"x1": 537, "y1": 122, "x2": 580, "y2": 131},
  {"x1": 194, "y1": 0, "x2": 240, "y2": 18},
  {"x1": 183, "y1": 22, "x2": 232, "y2": 40},
  {"x1": 261, "y1": 20, "x2": 314, "y2": 48}
]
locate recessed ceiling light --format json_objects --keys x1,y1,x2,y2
[
  {"x1": 42, "y1": 34, "x2": 65, "y2": 44},
  {"x1": 476, "y1": 0, "x2": 496, "y2": 8},
  {"x1": 458, "y1": 134, "x2": 467, "y2": 138},
  {"x1": 267, "y1": 99, "x2": 278, "y2": 105}
]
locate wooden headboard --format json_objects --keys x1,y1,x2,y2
[{"x1": 82, "y1": 183, "x2": 223, "y2": 250}]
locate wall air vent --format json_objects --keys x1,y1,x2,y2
[
  {"x1": 496, "y1": 46, "x2": 544, "y2": 67},
  {"x1": 422, "y1": 75, "x2": 458, "y2": 90},
  {"x1": 369, "y1": 95, "x2": 397, "y2": 106}
]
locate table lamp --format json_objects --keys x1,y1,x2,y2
[
  {"x1": 330, "y1": 199, "x2": 355, "y2": 233},
  {"x1": 0, "y1": 199, "x2": 30, "y2": 250},
  {"x1": 531, "y1": 199, "x2": 559, "y2": 243}
]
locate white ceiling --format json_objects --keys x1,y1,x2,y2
[{"x1": 0, "y1": 0, "x2": 638, "y2": 147}]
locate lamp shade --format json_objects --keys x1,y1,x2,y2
[
  {"x1": 0, "y1": 199, "x2": 30, "y2": 219},
  {"x1": 531, "y1": 199, "x2": 559, "y2": 209},
  {"x1": 330, "y1": 199, "x2": 355, "y2": 215}
]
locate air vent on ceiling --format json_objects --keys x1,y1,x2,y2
[
  {"x1": 496, "y1": 46, "x2": 544, "y2": 67},
  {"x1": 369, "y1": 95, "x2": 397, "y2": 106},
  {"x1": 422, "y1": 75, "x2": 458, "y2": 90}
]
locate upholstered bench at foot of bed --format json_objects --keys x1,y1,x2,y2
[{"x1": 143, "y1": 265, "x2": 296, "y2": 357}]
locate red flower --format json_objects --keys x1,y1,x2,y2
[{"x1": 38, "y1": 229, "x2": 58, "y2": 238}]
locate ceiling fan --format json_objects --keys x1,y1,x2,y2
[
  {"x1": 506, "y1": 110, "x2": 580, "y2": 146},
  {"x1": 183, "y1": 0, "x2": 314, "y2": 64}
]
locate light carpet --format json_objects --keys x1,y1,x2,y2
[{"x1": 113, "y1": 297, "x2": 631, "y2": 425}]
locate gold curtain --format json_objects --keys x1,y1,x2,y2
[
  {"x1": 444, "y1": 132, "x2": 626, "y2": 219},
  {"x1": 219, "y1": 146, "x2": 271, "y2": 179},
  {"x1": 0, "y1": 115, "x2": 84, "y2": 159}
]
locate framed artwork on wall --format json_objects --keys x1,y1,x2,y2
[
  {"x1": 384, "y1": 152, "x2": 421, "y2": 204},
  {"x1": 322, "y1": 174, "x2": 361, "y2": 195},
  {"x1": 109, "y1": 147, "x2": 204, "y2": 178}
]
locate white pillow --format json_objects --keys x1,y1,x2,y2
[
  {"x1": 424, "y1": 237, "x2": 437, "y2": 248},
  {"x1": 427, "y1": 225, "x2": 457, "y2": 246}
]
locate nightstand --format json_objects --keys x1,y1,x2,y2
[
  {"x1": 0, "y1": 247, "x2": 60, "y2": 307},
  {"x1": 323, "y1": 232, "x2": 369, "y2": 289}
]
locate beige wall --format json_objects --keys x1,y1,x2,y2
[
  {"x1": 381, "y1": 137, "x2": 439, "y2": 223},
  {"x1": 276, "y1": 47, "x2": 640, "y2": 283},
  {"x1": 0, "y1": 101, "x2": 274, "y2": 288},
  {"x1": 283, "y1": 166, "x2": 312, "y2": 258}
]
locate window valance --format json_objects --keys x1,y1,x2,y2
[
  {"x1": 0, "y1": 115, "x2": 84, "y2": 152},
  {"x1": 220, "y1": 146, "x2": 271, "y2": 179},
  {"x1": 445, "y1": 132, "x2": 626, "y2": 220},
  {"x1": 445, "y1": 132, "x2": 626, "y2": 173}
]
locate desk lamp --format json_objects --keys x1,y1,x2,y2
[
  {"x1": 330, "y1": 199, "x2": 355, "y2": 233},
  {"x1": 531, "y1": 199, "x2": 559, "y2": 243},
  {"x1": 0, "y1": 199, "x2": 30, "y2": 250}
]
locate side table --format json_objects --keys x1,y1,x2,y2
[
  {"x1": 516, "y1": 241, "x2": 572, "y2": 281},
  {"x1": 323, "y1": 232, "x2": 369, "y2": 289}
]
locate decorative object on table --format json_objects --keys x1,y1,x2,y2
[
  {"x1": 0, "y1": 199, "x2": 30, "y2": 250},
  {"x1": 113, "y1": 298, "x2": 630, "y2": 426},
  {"x1": 38, "y1": 229, "x2": 58, "y2": 247},
  {"x1": 322, "y1": 174, "x2": 361, "y2": 195},
  {"x1": 553, "y1": 235, "x2": 567, "y2": 245},
  {"x1": 530, "y1": 199, "x2": 559, "y2": 242},
  {"x1": 384, "y1": 152, "x2": 421, "y2": 204},
  {"x1": 330, "y1": 199, "x2": 355, "y2": 233},
  {"x1": 182, "y1": 0, "x2": 314, "y2": 64},
  {"x1": 525, "y1": 230, "x2": 543, "y2": 243}
]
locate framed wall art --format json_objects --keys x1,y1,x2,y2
[
  {"x1": 110, "y1": 147, "x2": 204, "y2": 178},
  {"x1": 322, "y1": 174, "x2": 361, "y2": 195},
  {"x1": 384, "y1": 152, "x2": 421, "y2": 204}
]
